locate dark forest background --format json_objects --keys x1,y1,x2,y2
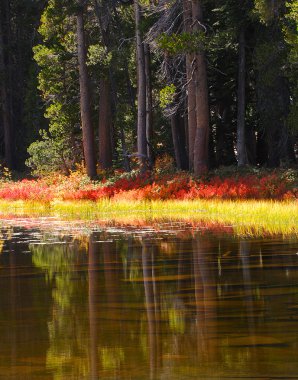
[{"x1": 0, "y1": 0, "x2": 297, "y2": 177}]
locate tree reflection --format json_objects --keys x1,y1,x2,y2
[
  {"x1": 9, "y1": 236, "x2": 17, "y2": 374},
  {"x1": 31, "y1": 239, "x2": 88, "y2": 379},
  {"x1": 239, "y1": 240, "x2": 256, "y2": 335},
  {"x1": 25, "y1": 228, "x2": 298, "y2": 379},
  {"x1": 100, "y1": 237, "x2": 125, "y2": 374},
  {"x1": 88, "y1": 235, "x2": 100, "y2": 379},
  {"x1": 141, "y1": 239, "x2": 161, "y2": 379},
  {"x1": 193, "y1": 234, "x2": 218, "y2": 362},
  {"x1": 89, "y1": 233, "x2": 126, "y2": 376}
]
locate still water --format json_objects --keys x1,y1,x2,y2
[{"x1": 0, "y1": 222, "x2": 297, "y2": 379}]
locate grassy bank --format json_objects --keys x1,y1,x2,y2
[
  {"x1": 0, "y1": 199, "x2": 297, "y2": 237},
  {"x1": 0, "y1": 168, "x2": 296, "y2": 236}
]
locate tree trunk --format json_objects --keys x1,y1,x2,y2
[
  {"x1": 98, "y1": 77, "x2": 113, "y2": 169},
  {"x1": 171, "y1": 114, "x2": 182, "y2": 169},
  {"x1": 183, "y1": 0, "x2": 196, "y2": 170},
  {"x1": 134, "y1": 0, "x2": 147, "y2": 169},
  {"x1": 0, "y1": 7, "x2": 13, "y2": 169},
  {"x1": 171, "y1": 113, "x2": 188, "y2": 170},
  {"x1": 94, "y1": 0, "x2": 115, "y2": 169},
  {"x1": 237, "y1": 28, "x2": 248, "y2": 167},
  {"x1": 95, "y1": 1, "x2": 135, "y2": 170},
  {"x1": 144, "y1": 43, "x2": 153, "y2": 165},
  {"x1": 192, "y1": 0, "x2": 209, "y2": 176},
  {"x1": 76, "y1": 3, "x2": 96, "y2": 178},
  {"x1": 193, "y1": 53, "x2": 209, "y2": 175}
]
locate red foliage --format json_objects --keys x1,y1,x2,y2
[
  {"x1": 0, "y1": 171, "x2": 296, "y2": 202},
  {"x1": 0, "y1": 179, "x2": 53, "y2": 201}
]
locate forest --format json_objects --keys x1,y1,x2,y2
[
  {"x1": 0, "y1": 3, "x2": 297, "y2": 376},
  {"x1": 0, "y1": 0, "x2": 297, "y2": 179}
]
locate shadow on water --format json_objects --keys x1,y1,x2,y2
[{"x1": 0, "y1": 224, "x2": 297, "y2": 379}]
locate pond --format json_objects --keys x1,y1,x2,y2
[{"x1": 0, "y1": 221, "x2": 297, "y2": 379}]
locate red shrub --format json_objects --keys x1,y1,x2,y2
[{"x1": 0, "y1": 170, "x2": 296, "y2": 202}]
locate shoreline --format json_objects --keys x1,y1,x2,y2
[{"x1": 0, "y1": 199, "x2": 297, "y2": 237}]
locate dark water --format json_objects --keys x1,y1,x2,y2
[{"x1": 0, "y1": 223, "x2": 297, "y2": 379}]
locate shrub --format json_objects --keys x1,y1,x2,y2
[{"x1": 0, "y1": 168, "x2": 296, "y2": 202}]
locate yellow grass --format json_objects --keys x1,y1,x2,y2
[{"x1": 0, "y1": 199, "x2": 297, "y2": 237}]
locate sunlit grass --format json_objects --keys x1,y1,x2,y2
[{"x1": 0, "y1": 199, "x2": 297, "y2": 237}]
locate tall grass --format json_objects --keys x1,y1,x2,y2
[{"x1": 0, "y1": 199, "x2": 296, "y2": 237}]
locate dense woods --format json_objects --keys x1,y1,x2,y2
[{"x1": 0, "y1": 0, "x2": 297, "y2": 177}]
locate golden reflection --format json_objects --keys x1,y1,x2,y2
[
  {"x1": 31, "y1": 240, "x2": 89, "y2": 379},
  {"x1": 0, "y1": 227, "x2": 295, "y2": 378},
  {"x1": 193, "y1": 235, "x2": 218, "y2": 362},
  {"x1": 141, "y1": 239, "x2": 161, "y2": 379},
  {"x1": 88, "y1": 235, "x2": 100, "y2": 379}
]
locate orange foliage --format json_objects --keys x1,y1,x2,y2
[{"x1": 0, "y1": 171, "x2": 296, "y2": 201}]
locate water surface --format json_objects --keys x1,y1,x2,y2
[{"x1": 0, "y1": 223, "x2": 297, "y2": 379}]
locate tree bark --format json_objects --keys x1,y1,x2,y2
[
  {"x1": 192, "y1": 0, "x2": 209, "y2": 176},
  {"x1": 144, "y1": 43, "x2": 153, "y2": 165},
  {"x1": 98, "y1": 77, "x2": 113, "y2": 169},
  {"x1": 236, "y1": 27, "x2": 248, "y2": 167},
  {"x1": 76, "y1": 3, "x2": 97, "y2": 178},
  {"x1": 183, "y1": 0, "x2": 196, "y2": 170},
  {"x1": 94, "y1": 0, "x2": 115, "y2": 170},
  {"x1": 0, "y1": 6, "x2": 13, "y2": 169},
  {"x1": 134, "y1": 0, "x2": 147, "y2": 169}
]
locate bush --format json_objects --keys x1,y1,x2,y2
[
  {"x1": 0, "y1": 168, "x2": 296, "y2": 202},
  {"x1": 26, "y1": 130, "x2": 77, "y2": 176}
]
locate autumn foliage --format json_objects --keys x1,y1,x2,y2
[{"x1": 0, "y1": 166, "x2": 296, "y2": 202}]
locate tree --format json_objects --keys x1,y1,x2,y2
[
  {"x1": 236, "y1": 27, "x2": 248, "y2": 166},
  {"x1": 254, "y1": 0, "x2": 294, "y2": 167},
  {"x1": 183, "y1": 0, "x2": 196, "y2": 171},
  {"x1": 144, "y1": 43, "x2": 154, "y2": 165},
  {"x1": 192, "y1": 0, "x2": 210, "y2": 176},
  {"x1": 30, "y1": 0, "x2": 83, "y2": 175},
  {"x1": 12, "y1": 0, "x2": 296, "y2": 175},
  {"x1": 0, "y1": 4, "x2": 13, "y2": 168},
  {"x1": 0, "y1": 0, "x2": 46, "y2": 170},
  {"x1": 76, "y1": 0, "x2": 97, "y2": 178},
  {"x1": 94, "y1": 0, "x2": 113, "y2": 169},
  {"x1": 98, "y1": 77, "x2": 113, "y2": 169},
  {"x1": 134, "y1": 0, "x2": 147, "y2": 168}
]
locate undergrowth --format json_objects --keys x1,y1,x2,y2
[{"x1": 0, "y1": 167, "x2": 296, "y2": 202}]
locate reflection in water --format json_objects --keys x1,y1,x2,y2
[
  {"x1": 31, "y1": 237, "x2": 89, "y2": 379},
  {"x1": 240, "y1": 241, "x2": 256, "y2": 337},
  {"x1": 9, "y1": 238, "x2": 17, "y2": 376},
  {"x1": 0, "y1": 226, "x2": 297, "y2": 379},
  {"x1": 193, "y1": 235, "x2": 218, "y2": 363},
  {"x1": 141, "y1": 240, "x2": 161, "y2": 379},
  {"x1": 88, "y1": 236, "x2": 99, "y2": 380}
]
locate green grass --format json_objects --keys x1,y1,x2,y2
[{"x1": 0, "y1": 199, "x2": 297, "y2": 237}]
